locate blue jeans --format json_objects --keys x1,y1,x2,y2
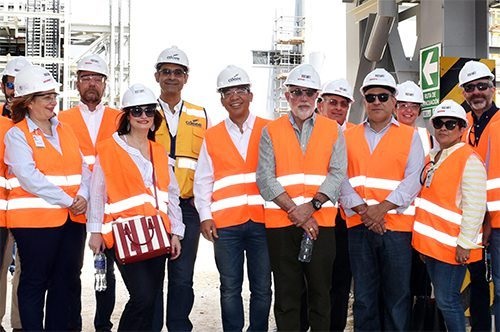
[
  {"x1": 348, "y1": 225, "x2": 412, "y2": 331},
  {"x1": 425, "y1": 257, "x2": 467, "y2": 332},
  {"x1": 490, "y1": 228, "x2": 500, "y2": 331},
  {"x1": 214, "y1": 220, "x2": 272, "y2": 332}
]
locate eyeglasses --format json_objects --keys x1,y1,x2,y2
[
  {"x1": 397, "y1": 103, "x2": 420, "y2": 111},
  {"x1": 322, "y1": 98, "x2": 349, "y2": 108},
  {"x1": 128, "y1": 105, "x2": 156, "y2": 118},
  {"x1": 432, "y1": 118, "x2": 459, "y2": 130},
  {"x1": 4, "y1": 82, "x2": 14, "y2": 90},
  {"x1": 289, "y1": 88, "x2": 317, "y2": 98},
  {"x1": 33, "y1": 92, "x2": 59, "y2": 103},
  {"x1": 78, "y1": 74, "x2": 106, "y2": 84},
  {"x1": 463, "y1": 82, "x2": 492, "y2": 93},
  {"x1": 364, "y1": 93, "x2": 390, "y2": 103},
  {"x1": 158, "y1": 68, "x2": 186, "y2": 77},
  {"x1": 221, "y1": 87, "x2": 249, "y2": 99}
]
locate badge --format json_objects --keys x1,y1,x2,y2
[{"x1": 33, "y1": 134, "x2": 45, "y2": 148}]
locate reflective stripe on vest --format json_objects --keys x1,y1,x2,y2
[
  {"x1": 414, "y1": 220, "x2": 481, "y2": 247},
  {"x1": 487, "y1": 177, "x2": 500, "y2": 211},
  {"x1": 417, "y1": 127, "x2": 431, "y2": 157},
  {"x1": 349, "y1": 176, "x2": 401, "y2": 191},
  {"x1": 211, "y1": 194, "x2": 265, "y2": 212},
  {"x1": 264, "y1": 196, "x2": 338, "y2": 209},
  {"x1": 104, "y1": 191, "x2": 169, "y2": 216},
  {"x1": 84, "y1": 155, "x2": 96, "y2": 166},
  {"x1": 8, "y1": 197, "x2": 67, "y2": 210},
  {"x1": 176, "y1": 157, "x2": 197, "y2": 170},
  {"x1": 415, "y1": 197, "x2": 462, "y2": 225},
  {"x1": 277, "y1": 173, "x2": 326, "y2": 187},
  {"x1": 8, "y1": 174, "x2": 82, "y2": 189},
  {"x1": 213, "y1": 172, "x2": 256, "y2": 192},
  {"x1": 365, "y1": 199, "x2": 415, "y2": 215},
  {"x1": 185, "y1": 108, "x2": 206, "y2": 118}
]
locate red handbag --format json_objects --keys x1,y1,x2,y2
[{"x1": 112, "y1": 143, "x2": 171, "y2": 265}]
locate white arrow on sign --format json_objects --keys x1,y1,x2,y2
[{"x1": 423, "y1": 50, "x2": 437, "y2": 87}]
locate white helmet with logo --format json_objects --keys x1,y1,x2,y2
[
  {"x1": 3, "y1": 56, "x2": 32, "y2": 77},
  {"x1": 458, "y1": 60, "x2": 494, "y2": 87},
  {"x1": 155, "y1": 46, "x2": 189, "y2": 71},
  {"x1": 122, "y1": 83, "x2": 157, "y2": 108},
  {"x1": 14, "y1": 65, "x2": 61, "y2": 97},
  {"x1": 216, "y1": 65, "x2": 251, "y2": 92},
  {"x1": 321, "y1": 79, "x2": 354, "y2": 102},
  {"x1": 77, "y1": 54, "x2": 109, "y2": 77},
  {"x1": 284, "y1": 64, "x2": 321, "y2": 90},
  {"x1": 360, "y1": 68, "x2": 397, "y2": 93},
  {"x1": 396, "y1": 81, "x2": 424, "y2": 104},
  {"x1": 430, "y1": 99, "x2": 467, "y2": 123}
]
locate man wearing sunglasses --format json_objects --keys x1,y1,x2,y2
[
  {"x1": 339, "y1": 68, "x2": 425, "y2": 331},
  {"x1": 317, "y1": 78, "x2": 354, "y2": 332},
  {"x1": 0, "y1": 56, "x2": 30, "y2": 332},
  {"x1": 58, "y1": 54, "x2": 121, "y2": 332},
  {"x1": 459, "y1": 60, "x2": 496, "y2": 332},
  {"x1": 257, "y1": 63, "x2": 347, "y2": 331},
  {"x1": 153, "y1": 46, "x2": 209, "y2": 332},
  {"x1": 194, "y1": 65, "x2": 271, "y2": 331}
]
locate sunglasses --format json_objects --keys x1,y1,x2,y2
[
  {"x1": 289, "y1": 88, "x2": 317, "y2": 98},
  {"x1": 432, "y1": 118, "x2": 459, "y2": 130},
  {"x1": 4, "y1": 82, "x2": 14, "y2": 90},
  {"x1": 158, "y1": 68, "x2": 186, "y2": 77},
  {"x1": 364, "y1": 93, "x2": 390, "y2": 103},
  {"x1": 463, "y1": 82, "x2": 492, "y2": 93},
  {"x1": 128, "y1": 106, "x2": 156, "y2": 118},
  {"x1": 322, "y1": 98, "x2": 350, "y2": 108}
]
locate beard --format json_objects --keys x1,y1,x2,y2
[
  {"x1": 292, "y1": 105, "x2": 314, "y2": 121},
  {"x1": 81, "y1": 88, "x2": 103, "y2": 104}
]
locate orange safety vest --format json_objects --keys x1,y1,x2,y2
[
  {"x1": 205, "y1": 117, "x2": 269, "y2": 228},
  {"x1": 344, "y1": 123, "x2": 415, "y2": 231},
  {"x1": 0, "y1": 117, "x2": 12, "y2": 227},
  {"x1": 156, "y1": 101, "x2": 207, "y2": 199},
  {"x1": 96, "y1": 137, "x2": 172, "y2": 249},
  {"x1": 264, "y1": 115, "x2": 339, "y2": 228},
  {"x1": 464, "y1": 111, "x2": 500, "y2": 160},
  {"x1": 412, "y1": 144, "x2": 483, "y2": 265},
  {"x1": 486, "y1": 120, "x2": 500, "y2": 228},
  {"x1": 58, "y1": 106, "x2": 121, "y2": 169},
  {"x1": 6, "y1": 119, "x2": 84, "y2": 228}
]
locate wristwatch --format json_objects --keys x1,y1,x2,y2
[{"x1": 310, "y1": 198, "x2": 323, "y2": 211}]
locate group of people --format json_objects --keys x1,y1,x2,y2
[{"x1": 0, "y1": 44, "x2": 497, "y2": 332}]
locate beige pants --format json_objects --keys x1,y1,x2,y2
[{"x1": 0, "y1": 232, "x2": 21, "y2": 329}]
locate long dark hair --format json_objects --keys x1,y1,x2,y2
[
  {"x1": 116, "y1": 104, "x2": 163, "y2": 141},
  {"x1": 10, "y1": 95, "x2": 35, "y2": 123}
]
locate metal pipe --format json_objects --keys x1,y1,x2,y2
[{"x1": 364, "y1": 0, "x2": 397, "y2": 62}]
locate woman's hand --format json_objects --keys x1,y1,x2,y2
[
  {"x1": 70, "y1": 195, "x2": 87, "y2": 215},
  {"x1": 89, "y1": 233, "x2": 105, "y2": 254},
  {"x1": 169, "y1": 235, "x2": 182, "y2": 260}
]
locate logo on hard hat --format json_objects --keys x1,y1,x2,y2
[
  {"x1": 406, "y1": 92, "x2": 414, "y2": 96},
  {"x1": 167, "y1": 54, "x2": 181, "y2": 61},
  {"x1": 339, "y1": 87, "x2": 347, "y2": 92},
  {"x1": 467, "y1": 71, "x2": 476, "y2": 77},
  {"x1": 228, "y1": 74, "x2": 241, "y2": 83},
  {"x1": 374, "y1": 74, "x2": 384, "y2": 78},
  {"x1": 134, "y1": 88, "x2": 145, "y2": 94},
  {"x1": 300, "y1": 74, "x2": 311, "y2": 80}
]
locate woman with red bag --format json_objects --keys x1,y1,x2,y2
[{"x1": 88, "y1": 83, "x2": 184, "y2": 331}]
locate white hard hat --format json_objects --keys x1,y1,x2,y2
[
  {"x1": 430, "y1": 99, "x2": 467, "y2": 123},
  {"x1": 284, "y1": 64, "x2": 321, "y2": 90},
  {"x1": 155, "y1": 46, "x2": 189, "y2": 70},
  {"x1": 216, "y1": 65, "x2": 251, "y2": 92},
  {"x1": 14, "y1": 65, "x2": 61, "y2": 97},
  {"x1": 3, "y1": 56, "x2": 32, "y2": 77},
  {"x1": 458, "y1": 60, "x2": 495, "y2": 87},
  {"x1": 77, "y1": 54, "x2": 109, "y2": 77},
  {"x1": 360, "y1": 68, "x2": 397, "y2": 93},
  {"x1": 321, "y1": 79, "x2": 354, "y2": 102},
  {"x1": 121, "y1": 83, "x2": 157, "y2": 108},
  {"x1": 396, "y1": 81, "x2": 424, "y2": 104}
]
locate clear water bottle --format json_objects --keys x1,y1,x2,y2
[
  {"x1": 298, "y1": 232, "x2": 314, "y2": 263},
  {"x1": 94, "y1": 252, "x2": 107, "y2": 292}
]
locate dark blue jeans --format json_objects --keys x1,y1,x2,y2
[
  {"x1": 214, "y1": 220, "x2": 272, "y2": 332},
  {"x1": 94, "y1": 248, "x2": 116, "y2": 332},
  {"x1": 348, "y1": 225, "x2": 412, "y2": 331},
  {"x1": 490, "y1": 228, "x2": 500, "y2": 331},
  {"x1": 12, "y1": 218, "x2": 83, "y2": 331},
  {"x1": 166, "y1": 199, "x2": 201, "y2": 331},
  {"x1": 425, "y1": 256, "x2": 467, "y2": 332}
]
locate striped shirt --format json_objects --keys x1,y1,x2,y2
[{"x1": 429, "y1": 142, "x2": 486, "y2": 249}]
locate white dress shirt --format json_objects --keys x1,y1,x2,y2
[
  {"x1": 158, "y1": 99, "x2": 182, "y2": 137},
  {"x1": 194, "y1": 113, "x2": 256, "y2": 222},
  {"x1": 78, "y1": 101, "x2": 106, "y2": 145},
  {"x1": 4, "y1": 116, "x2": 91, "y2": 207},
  {"x1": 87, "y1": 133, "x2": 184, "y2": 237}
]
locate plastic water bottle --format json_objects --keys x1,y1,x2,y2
[
  {"x1": 94, "y1": 252, "x2": 107, "y2": 292},
  {"x1": 298, "y1": 232, "x2": 314, "y2": 263}
]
